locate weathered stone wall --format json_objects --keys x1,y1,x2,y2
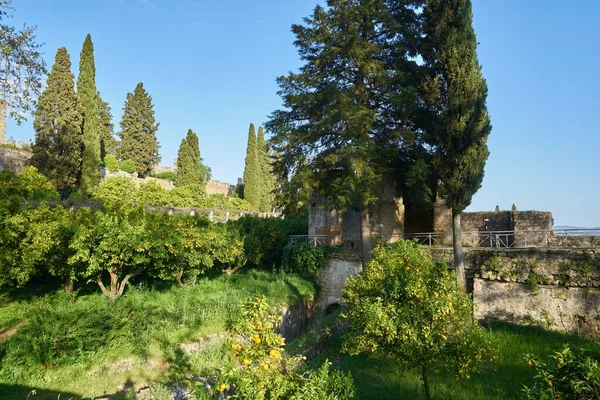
[
  {"x1": 368, "y1": 177, "x2": 404, "y2": 240},
  {"x1": 104, "y1": 168, "x2": 174, "y2": 190},
  {"x1": 205, "y1": 179, "x2": 230, "y2": 195},
  {"x1": 428, "y1": 247, "x2": 600, "y2": 335},
  {"x1": 0, "y1": 147, "x2": 31, "y2": 173},
  {"x1": 316, "y1": 254, "x2": 362, "y2": 310},
  {"x1": 308, "y1": 196, "x2": 343, "y2": 246},
  {"x1": 513, "y1": 211, "x2": 553, "y2": 247}
]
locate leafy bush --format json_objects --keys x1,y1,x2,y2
[
  {"x1": 138, "y1": 181, "x2": 170, "y2": 207},
  {"x1": 104, "y1": 155, "x2": 120, "y2": 172},
  {"x1": 282, "y1": 241, "x2": 331, "y2": 280},
  {"x1": 230, "y1": 215, "x2": 308, "y2": 269},
  {"x1": 152, "y1": 171, "x2": 175, "y2": 181},
  {"x1": 523, "y1": 346, "x2": 600, "y2": 399},
  {"x1": 90, "y1": 176, "x2": 138, "y2": 211},
  {"x1": 191, "y1": 296, "x2": 355, "y2": 399},
  {"x1": 170, "y1": 183, "x2": 207, "y2": 207},
  {"x1": 18, "y1": 166, "x2": 60, "y2": 201},
  {"x1": 120, "y1": 159, "x2": 136, "y2": 174},
  {"x1": 342, "y1": 240, "x2": 495, "y2": 400}
]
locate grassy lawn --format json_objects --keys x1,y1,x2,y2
[
  {"x1": 0, "y1": 271, "x2": 316, "y2": 400},
  {"x1": 291, "y1": 309, "x2": 600, "y2": 400}
]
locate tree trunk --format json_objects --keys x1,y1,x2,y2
[
  {"x1": 64, "y1": 280, "x2": 74, "y2": 294},
  {"x1": 452, "y1": 210, "x2": 467, "y2": 291},
  {"x1": 421, "y1": 364, "x2": 431, "y2": 400},
  {"x1": 359, "y1": 208, "x2": 372, "y2": 267},
  {"x1": 175, "y1": 268, "x2": 185, "y2": 287}
]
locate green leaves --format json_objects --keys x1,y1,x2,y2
[{"x1": 175, "y1": 129, "x2": 210, "y2": 187}]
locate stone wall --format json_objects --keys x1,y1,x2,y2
[
  {"x1": 0, "y1": 147, "x2": 31, "y2": 174},
  {"x1": 316, "y1": 254, "x2": 362, "y2": 310},
  {"x1": 308, "y1": 196, "x2": 343, "y2": 245},
  {"x1": 104, "y1": 168, "x2": 174, "y2": 190},
  {"x1": 429, "y1": 247, "x2": 600, "y2": 335},
  {"x1": 205, "y1": 179, "x2": 230, "y2": 195}
]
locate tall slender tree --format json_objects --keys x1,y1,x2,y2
[
  {"x1": 31, "y1": 48, "x2": 83, "y2": 194},
  {"x1": 242, "y1": 123, "x2": 260, "y2": 210},
  {"x1": 118, "y1": 82, "x2": 161, "y2": 177},
  {"x1": 77, "y1": 34, "x2": 101, "y2": 193},
  {"x1": 97, "y1": 91, "x2": 116, "y2": 159},
  {"x1": 257, "y1": 126, "x2": 276, "y2": 212},
  {"x1": 420, "y1": 0, "x2": 492, "y2": 290},
  {"x1": 174, "y1": 129, "x2": 209, "y2": 186}
]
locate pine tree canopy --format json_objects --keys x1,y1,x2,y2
[
  {"x1": 175, "y1": 129, "x2": 209, "y2": 186},
  {"x1": 242, "y1": 123, "x2": 260, "y2": 211},
  {"x1": 31, "y1": 47, "x2": 83, "y2": 194},
  {"x1": 117, "y1": 82, "x2": 161, "y2": 177},
  {"x1": 420, "y1": 0, "x2": 491, "y2": 213},
  {"x1": 97, "y1": 91, "x2": 116, "y2": 159},
  {"x1": 77, "y1": 33, "x2": 102, "y2": 193}
]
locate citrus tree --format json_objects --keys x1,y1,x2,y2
[
  {"x1": 192, "y1": 295, "x2": 355, "y2": 399},
  {"x1": 69, "y1": 208, "x2": 154, "y2": 298},
  {"x1": 342, "y1": 240, "x2": 495, "y2": 400}
]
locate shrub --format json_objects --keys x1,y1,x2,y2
[
  {"x1": 152, "y1": 171, "x2": 175, "y2": 181},
  {"x1": 523, "y1": 346, "x2": 600, "y2": 399},
  {"x1": 104, "y1": 155, "x2": 120, "y2": 172},
  {"x1": 90, "y1": 176, "x2": 137, "y2": 211},
  {"x1": 18, "y1": 166, "x2": 60, "y2": 201},
  {"x1": 191, "y1": 296, "x2": 355, "y2": 399},
  {"x1": 342, "y1": 240, "x2": 495, "y2": 400},
  {"x1": 120, "y1": 159, "x2": 136, "y2": 174},
  {"x1": 138, "y1": 181, "x2": 170, "y2": 207},
  {"x1": 170, "y1": 184, "x2": 207, "y2": 208},
  {"x1": 282, "y1": 241, "x2": 330, "y2": 280}
]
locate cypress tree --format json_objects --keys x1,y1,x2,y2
[
  {"x1": 242, "y1": 123, "x2": 260, "y2": 210},
  {"x1": 117, "y1": 82, "x2": 161, "y2": 177},
  {"x1": 257, "y1": 126, "x2": 276, "y2": 212},
  {"x1": 420, "y1": 0, "x2": 492, "y2": 290},
  {"x1": 175, "y1": 129, "x2": 203, "y2": 186},
  {"x1": 97, "y1": 91, "x2": 116, "y2": 159},
  {"x1": 31, "y1": 48, "x2": 83, "y2": 194},
  {"x1": 77, "y1": 34, "x2": 101, "y2": 193}
]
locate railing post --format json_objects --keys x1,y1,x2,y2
[
  {"x1": 225, "y1": 211, "x2": 230, "y2": 223},
  {"x1": 428, "y1": 233, "x2": 432, "y2": 246},
  {"x1": 209, "y1": 210, "x2": 214, "y2": 222}
]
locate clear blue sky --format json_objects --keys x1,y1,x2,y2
[{"x1": 6, "y1": 0, "x2": 600, "y2": 227}]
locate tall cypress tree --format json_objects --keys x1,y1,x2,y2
[
  {"x1": 77, "y1": 34, "x2": 101, "y2": 193},
  {"x1": 420, "y1": 0, "x2": 492, "y2": 290},
  {"x1": 118, "y1": 82, "x2": 161, "y2": 177},
  {"x1": 242, "y1": 123, "x2": 260, "y2": 210},
  {"x1": 175, "y1": 129, "x2": 209, "y2": 186},
  {"x1": 257, "y1": 126, "x2": 276, "y2": 212},
  {"x1": 97, "y1": 91, "x2": 116, "y2": 159},
  {"x1": 31, "y1": 48, "x2": 83, "y2": 194}
]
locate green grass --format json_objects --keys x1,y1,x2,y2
[
  {"x1": 0, "y1": 270, "x2": 316, "y2": 400},
  {"x1": 291, "y1": 310, "x2": 600, "y2": 400}
]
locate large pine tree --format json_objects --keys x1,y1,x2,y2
[
  {"x1": 257, "y1": 126, "x2": 276, "y2": 212},
  {"x1": 242, "y1": 123, "x2": 260, "y2": 211},
  {"x1": 77, "y1": 34, "x2": 101, "y2": 193},
  {"x1": 420, "y1": 0, "x2": 492, "y2": 290},
  {"x1": 97, "y1": 91, "x2": 116, "y2": 158},
  {"x1": 174, "y1": 129, "x2": 209, "y2": 186},
  {"x1": 117, "y1": 82, "x2": 161, "y2": 177},
  {"x1": 31, "y1": 48, "x2": 83, "y2": 194}
]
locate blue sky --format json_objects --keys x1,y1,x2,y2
[{"x1": 6, "y1": 0, "x2": 600, "y2": 226}]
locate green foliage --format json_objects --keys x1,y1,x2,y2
[
  {"x1": 103, "y1": 155, "x2": 119, "y2": 171},
  {"x1": 523, "y1": 346, "x2": 600, "y2": 399},
  {"x1": 138, "y1": 181, "x2": 170, "y2": 206},
  {"x1": 420, "y1": 0, "x2": 491, "y2": 213},
  {"x1": 152, "y1": 171, "x2": 175, "y2": 181},
  {"x1": 0, "y1": 0, "x2": 46, "y2": 124},
  {"x1": 15, "y1": 165, "x2": 60, "y2": 201},
  {"x1": 120, "y1": 159, "x2": 136, "y2": 173},
  {"x1": 68, "y1": 208, "x2": 154, "y2": 298},
  {"x1": 243, "y1": 123, "x2": 260, "y2": 210},
  {"x1": 192, "y1": 296, "x2": 355, "y2": 399},
  {"x1": 78, "y1": 34, "x2": 102, "y2": 193},
  {"x1": 257, "y1": 126, "x2": 276, "y2": 212},
  {"x1": 342, "y1": 241, "x2": 495, "y2": 399},
  {"x1": 90, "y1": 176, "x2": 137, "y2": 211},
  {"x1": 175, "y1": 129, "x2": 210, "y2": 186},
  {"x1": 230, "y1": 215, "x2": 308, "y2": 269},
  {"x1": 31, "y1": 47, "x2": 83, "y2": 194},
  {"x1": 282, "y1": 241, "x2": 330, "y2": 281},
  {"x1": 97, "y1": 91, "x2": 116, "y2": 158},
  {"x1": 117, "y1": 82, "x2": 161, "y2": 176}
]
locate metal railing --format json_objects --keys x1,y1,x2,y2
[{"x1": 289, "y1": 229, "x2": 600, "y2": 249}]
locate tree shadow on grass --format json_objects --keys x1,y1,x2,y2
[{"x1": 0, "y1": 384, "x2": 82, "y2": 400}]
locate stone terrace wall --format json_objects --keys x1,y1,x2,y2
[
  {"x1": 0, "y1": 147, "x2": 31, "y2": 173},
  {"x1": 428, "y1": 248, "x2": 600, "y2": 335},
  {"x1": 205, "y1": 180, "x2": 230, "y2": 195}
]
